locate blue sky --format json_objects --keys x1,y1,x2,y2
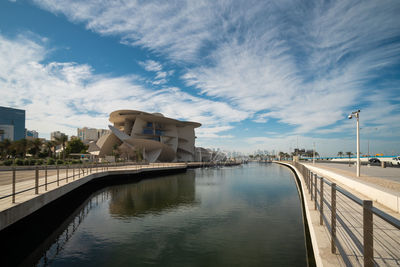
[{"x1": 1, "y1": 0, "x2": 400, "y2": 156}]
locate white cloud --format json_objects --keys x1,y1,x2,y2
[
  {"x1": 0, "y1": 34, "x2": 247, "y2": 139},
  {"x1": 32, "y1": 0, "x2": 400, "y2": 137},
  {"x1": 138, "y1": 60, "x2": 162, "y2": 72}
]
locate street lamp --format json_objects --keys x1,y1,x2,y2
[{"x1": 348, "y1": 110, "x2": 361, "y2": 177}]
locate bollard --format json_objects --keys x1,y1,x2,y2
[
  {"x1": 35, "y1": 166, "x2": 39, "y2": 194},
  {"x1": 57, "y1": 164, "x2": 59, "y2": 186},
  {"x1": 381, "y1": 161, "x2": 386, "y2": 168},
  {"x1": 314, "y1": 174, "x2": 317, "y2": 210},
  {"x1": 320, "y1": 177, "x2": 324, "y2": 225},
  {"x1": 12, "y1": 167, "x2": 16, "y2": 203},
  {"x1": 363, "y1": 200, "x2": 373, "y2": 267},
  {"x1": 331, "y1": 183, "x2": 337, "y2": 253},
  {"x1": 45, "y1": 165, "x2": 48, "y2": 191}
]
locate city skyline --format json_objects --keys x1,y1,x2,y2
[{"x1": 1, "y1": 0, "x2": 399, "y2": 156}]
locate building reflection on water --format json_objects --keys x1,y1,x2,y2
[{"x1": 108, "y1": 171, "x2": 196, "y2": 218}]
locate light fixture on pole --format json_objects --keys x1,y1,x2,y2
[{"x1": 348, "y1": 110, "x2": 361, "y2": 177}]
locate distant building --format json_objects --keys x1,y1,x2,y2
[
  {"x1": 90, "y1": 109, "x2": 201, "y2": 162},
  {"x1": 0, "y1": 106, "x2": 25, "y2": 141},
  {"x1": 25, "y1": 129, "x2": 39, "y2": 140},
  {"x1": 77, "y1": 127, "x2": 110, "y2": 143},
  {"x1": 50, "y1": 131, "x2": 67, "y2": 141}
]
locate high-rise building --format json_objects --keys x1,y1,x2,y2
[
  {"x1": 0, "y1": 106, "x2": 25, "y2": 141},
  {"x1": 25, "y1": 129, "x2": 39, "y2": 140},
  {"x1": 50, "y1": 131, "x2": 67, "y2": 141},
  {"x1": 77, "y1": 127, "x2": 110, "y2": 143}
]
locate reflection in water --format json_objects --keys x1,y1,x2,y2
[
  {"x1": 34, "y1": 163, "x2": 307, "y2": 267},
  {"x1": 108, "y1": 172, "x2": 196, "y2": 217}
]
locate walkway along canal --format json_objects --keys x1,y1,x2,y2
[
  {"x1": 279, "y1": 161, "x2": 400, "y2": 266},
  {"x1": 1, "y1": 162, "x2": 309, "y2": 266}
]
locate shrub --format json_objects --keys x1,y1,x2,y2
[
  {"x1": 24, "y1": 159, "x2": 30, "y2": 166},
  {"x1": 36, "y1": 159, "x2": 44, "y2": 165},
  {"x1": 15, "y1": 158, "x2": 24, "y2": 166},
  {"x1": 29, "y1": 159, "x2": 36, "y2": 165},
  {"x1": 3, "y1": 159, "x2": 13, "y2": 166},
  {"x1": 47, "y1": 158, "x2": 55, "y2": 165},
  {"x1": 56, "y1": 159, "x2": 64, "y2": 165}
]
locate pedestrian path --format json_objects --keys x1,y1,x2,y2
[{"x1": 283, "y1": 161, "x2": 400, "y2": 266}]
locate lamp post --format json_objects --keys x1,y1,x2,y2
[{"x1": 348, "y1": 110, "x2": 361, "y2": 177}]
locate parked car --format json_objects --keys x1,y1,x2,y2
[
  {"x1": 389, "y1": 156, "x2": 400, "y2": 166},
  {"x1": 368, "y1": 158, "x2": 381, "y2": 164}
]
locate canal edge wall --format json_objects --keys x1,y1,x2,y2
[
  {"x1": 0, "y1": 166, "x2": 186, "y2": 232},
  {"x1": 304, "y1": 164, "x2": 400, "y2": 213},
  {"x1": 277, "y1": 162, "x2": 343, "y2": 267}
]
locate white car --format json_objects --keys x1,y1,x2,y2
[{"x1": 389, "y1": 156, "x2": 400, "y2": 166}]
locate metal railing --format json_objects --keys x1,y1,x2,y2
[
  {"x1": 0, "y1": 162, "x2": 188, "y2": 204},
  {"x1": 292, "y1": 161, "x2": 400, "y2": 266}
]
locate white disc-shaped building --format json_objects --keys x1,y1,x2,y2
[{"x1": 89, "y1": 110, "x2": 201, "y2": 162}]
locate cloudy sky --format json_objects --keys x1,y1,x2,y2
[{"x1": 1, "y1": 0, "x2": 400, "y2": 156}]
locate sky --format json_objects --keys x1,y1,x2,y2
[{"x1": 0, "y1": 0, "x2": 400, "y2": 156}]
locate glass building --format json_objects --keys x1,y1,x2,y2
[{"x1": 0, "y1": 106, "x2": 26, "y2": 141}]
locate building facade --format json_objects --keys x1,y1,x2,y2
[
  {"x1": 25, "y1": 129, "x2": 39, "y2": 140},
  {"x1": 0, "y1": 106, "x2": 25, "y2": 141},
  {"x1": 50, "y1": 131, "x2": 67, "y2": 141},
  {"x1": 77, "y1": 127, "x2": 110, "y2": 143},
  {"x1": 90, "y1": 110, "x2": 201, "y2": 162}
]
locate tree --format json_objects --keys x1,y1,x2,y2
[
  {"x1": 345, "y1": 152, "x2": 353, "y2": 157},
  {"x1": 45, "y1": 140, "x2": 56, "y2": 158},
  {"x1": 11, "y1": 139, "x2": 28, "y2": 158},
  {"x1": 337, "y1": 151, "x2": 343, "y2": 158},
  {"x1": 55, "y1": 134, "x2": 68, "y2": 159},
  {"x1": 28, "y1": 138, "x2": 43, "y2": 158},
  {"x1": 0, "y1": 139, "x2": 12, "y2": 159},
  {"x1": 66, "y1": 138, "x2": 87, "y2": 154}
]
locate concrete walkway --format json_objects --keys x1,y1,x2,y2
[
  {"x1": 304, "y1": 162, "x2": 400, "y2": 214},
  {"x1": 282, "y1": 162, "x2": 400, "y2": 266}
]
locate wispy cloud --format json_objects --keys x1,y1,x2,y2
[
  {"x1": 32, "y1": 0, "x2": 400, "y2": 138},
  {"x1": 0, "y1": 34, "x2": 247, "y2": 138}
]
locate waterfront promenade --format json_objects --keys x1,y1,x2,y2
[
  {"x1": 0, "y1": 161, "x2": 240, "y2": 231},
  {"x1": 282, "y1": 161, "x2": 400, "y2": 266}
]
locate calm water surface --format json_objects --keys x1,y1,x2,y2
[{"x1": 37, "y1": 163, "x2": 307, "y2": 266}]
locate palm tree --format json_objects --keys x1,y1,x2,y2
[
  {"x1": 28, "y1": 138, "x2": 43, "y2": 158},
  {"x1": 337, "y1": 151, "x2": 343, "y2": 158},
  {"x1": 55, "y1": 134, "x2": 68, "y2": 160},
  {"x1": 345, "y1": 151, "x2": 353, "y2": 158},
  {"x1": 11, "y1": 139, "x2": 28, "y2": 158},
  {"x1": 45, "y1": 140, "x2": 55, "y2": 158},
  {"x1": 0, "y1": 139, "x2": 12, "y2": 159}
]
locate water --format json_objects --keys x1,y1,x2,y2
[{"x1": 36, "y1": 163, "x2": 307, "y2": 266}]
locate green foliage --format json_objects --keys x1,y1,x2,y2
[
  {"x1": 36, "y1": 159, "x2": 44, "y2": 165},
  {"x1": 66, "y1": 138, "x2": 88, "y2": 154},
  {"x1": 56, "y1": 159, "x2": 64, "y2": 165},
  {"x1": 3, "y1": 159, "x2": 13, "y2": 166},
  {"x1": 15, "y1": 158, "x2": 24, "y2": 166},
  {"x1": 47, "y1": 158, "x2": 55, "y2": 165}
]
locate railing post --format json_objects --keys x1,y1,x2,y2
[
  {"x1": 35, "y1": 166, "x2": 39, "y2": 194},
  {"x1": 57, "y1": 164, "x2": 59, "y2": 186},
  {"x1": 311, "y1": 173, "x2": 314, "y2": 201},
  {"x1": 320, "y1": 177, "x2": 324, "y2": 225},
  {"x1": 79, "y1": 164, "x2": 81, "y2": 178},
  {"x1": 73, "y1": 165, "x2": 75, "y2": 180},
  {"x1": 86, "y1": 164, "x2": 89, "y2": 175},
  {"x1": 66, "y1": 164, "x2": 69, "y2": 183},
  {"x1": 314, "y1": 174, "x2": 317, "y2": 210},
  {"x1": 45, "y1": 165, "x2": 48, "y2": 191},
  {"x1": 12, "y1": 167, "x2": 16, "y2": 203},
  {"x1": 331, "y1": 183, "x2": 336, "y2": 253},
  {"x1": 363, "y1": 200, "x2": 373, "y2": 267}
]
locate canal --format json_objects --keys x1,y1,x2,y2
[{"x1": 21, "y1": 163, "x2": 308, "y2": 266}]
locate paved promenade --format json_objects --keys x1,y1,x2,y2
[{"x1": 281, "y1": 161, "x2": 400, "y2": 266}]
